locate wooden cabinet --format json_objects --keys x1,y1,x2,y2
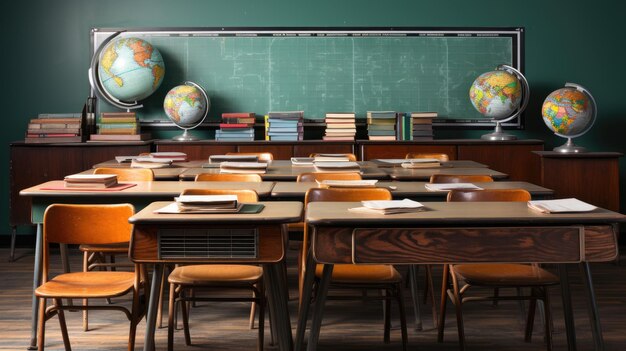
[
  {"x1": 534, "y1": 151, "x2": 622, "y2": 212},
  {"x1": 10, "y1": 142, "x2": 151, "y2": 226}
]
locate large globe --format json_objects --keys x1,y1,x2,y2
[
  {"x1": 98, "y1": 37, "x2": 165, "y2": 102},
  {"x1": 163, "y1": 83, "x2": 209, "y2": 128},
  {"x1": 541, "y1": 86, "x2": 594, "y2": 137},
  {"x1": 469, "y1": 70, "x2": 522, "y2": 120}
]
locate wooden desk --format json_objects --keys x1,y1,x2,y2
[
  {"x1": 297, "y1": 202, "x2": 625, "y2": 351},
  {"x1": 385, "y1": 166, "x2": 508, "y2": 181},
  {"x1": 370, "y1": 159, "x2": 488, "y2": 168},
  {"x1": 19, "y1": 180, "x2": 275, "y2": 349},
  {"x1": 271, "y1": 181, "x2": 553, "y2": 200},
  {"x1": 130, "y1": 201, "x2": 303, "y2": 351}
]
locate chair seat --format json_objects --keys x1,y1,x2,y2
[
  {"x1": 288, "y1": 222, "x2": 304, "y2": 231},
  {"x1": 452, "y1": 264, "x2": 559, "y2": 287},
  {"x1": 35, "y1": 272, "x2": 135, "y2": 298},
  {"x1": 315, "y1": 264, "x2": 401, "y2": 284},
  {"x1": 79, "y1": 242, "x2": 129, "y2": 253},
  {"x1": 168, "y1": 265, "x2": 263, "y2": 285}
]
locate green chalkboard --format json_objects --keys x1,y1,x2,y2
[{"x1": 92, "y1": 28, "x2": 523, "y2": 127}]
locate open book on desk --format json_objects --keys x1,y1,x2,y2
[
  {"x1": 424, "y1": 183, "x2": 483, "y2": 191},
  {"x1": 527, "y1": 198, "x2": 597, "y2": 213},
  {"x1": 349, "y1": 198, "x2": 425, "y2": 215}
]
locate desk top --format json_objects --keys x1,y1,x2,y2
[
  {"x1": 130, "y1": 201, "x2": 303, "y2": 224},
  {"x1": 180, "y1": 165, "x2": 388, "y2": 181},
  {"x1": 271, "y1": 181, "x2": 553, "y2": 199},
  {"x1": 20, "y1": 181, "x2": 276, "y2": 198},
  {"x1": 370, "y1": 159, "x2": 487, "y2": 168},
  {"x1": 306, "y1": 201, "x2": 626, "y2": 226},
  {"x1": 385, "y1": 167, "x2": 508, "y2": 181}
]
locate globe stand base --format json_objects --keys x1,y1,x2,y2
[
  {"x1": 480, "y1": 122, "x2": 517, "y2": 141},
  {"x1": 553, "y1": 138, "x2": 587, "y2": 153},
  {"x1": 172, "y1": 129, "x2": 198, "y2": 142}
]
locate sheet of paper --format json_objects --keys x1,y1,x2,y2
[
  {"x1": 361, "y1": 198, "x2": 423, "y2": 210},
  {"x1": 317, "y1": 179, "x2": 378, "y2": 187},
  {"x1": 424, "y1": 183, "x2": 483, "y2": 191},
  {"x1": 527, "y1": 198, "x2": 597, "y2": 213}
]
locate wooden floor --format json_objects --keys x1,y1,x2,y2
[{"x1": 2, "y1": 246, "x2": 626, "y2": 351}]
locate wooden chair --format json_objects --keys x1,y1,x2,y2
[
  {"x1": 405, "y1": 153, "x2": 450, "y2": 162},
  {"x1": 226, "y1": 152, "x2": 273, "y2": 162},
  {"x1": 77, "y1": 168, "x2": 153, "y2": 331},
  {"x1": 439, "y1": 189, "x2": 558, "y2": 351},
  {"x1": 302, "y1": 188, "x2": 408, "y2": 349},
  {"x1": 194, "y1": 173, "x2": 263, "y2": 182},
  {"x1": 167, "y1": 188, "x2": 266, "y2": 351},
  {"x1": 35, "y1": 204, "x2": 145, "y2": 351},
  {"x1": 429, "y1": 174, "x2": 494, "y2": 183},
  {"x1": 308, "y1": 153, "x2": 357, "y2": 161},
  {"x1": 296, "y1": 172, "x2": 362, "y2": 182}
]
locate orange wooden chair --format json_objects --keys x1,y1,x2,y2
[
  {"x1": 296, "y1": 172, "x2": 361, "y2": 182},
  {"x1": 439, "y1": 189, "x2": 558, "y2": 351},
  {"x1": 36, "y1": 204, "x2": 145, "y2": 351},
  {"x1": 302, "y1": 188, "x2": 408, "y2": 348},
  {"x1": 93, "y1": 167, "x2": 155, "y2": 181},
  {"x1": 309, "y1": 153, "x2": 358, "y2": 161},
  {"x1": 405, "y1": 153, "x2": 450, "y2": 162},
  {"x1": 167, "y1": 188, "x2": 266, "y2": 351},
  {"x1": 194, "y1": 173, "x2": 263, "y2": 182},
  {"x1": 226, "y1": 152, "x2": 273, "y2": 162}
]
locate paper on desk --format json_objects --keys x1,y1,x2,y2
[
  {"x1": 314, "y1": 161, "x2": 360, "y2": 169},
  {"x1": 362, "y1": 198, "x2": 424, "y2": 210},
  {"x1": 316, "y1": 179, "x2": 378, "y2": 188},
  {"x1": 175, "y1": 195, "x2": 238, "y2": 204},
  {"x1": 115, "y1": 156, "x2": 139, "y2": 163},
  {"x1": 527, "y1": 198, "x2": 597, "y2": 213},
  {"x1": 154, "y1": 202, "x2": 243, "y2": 214},
  {"x1": 424, "y1": 183, "x2": 483, "y2": 191}
]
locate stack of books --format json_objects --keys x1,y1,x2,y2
[
  {"x1": 209, "y1": 155, "x2": 259, "y2": 163},
  {"x1": 175, "y1": 195, "x2": 241, "y2": 213},
  {"x1": 216, "y1": 112, "x2": 256, "y2": 141},
  {"x1": 349, "y1": 199, "x2": 425, "y2": 215},
  {"x1": 313, "y1": 154, "x2": 351, "y2": 162},
  {"x1": 323, "y1": 112, "x2": 356, "y2": 141},
  {"x1": 366, "y1": 111, "x2": 398, "y2": 141},
  {"x1": 401, "y1": 158, "x2": 441, "y2": 168},
  {"x1": 411, "y1": 112, "x2": 437, "y2": 141},
  {"x1": 25, "y1": 113, "x2": 83, "y2": 143},
  {"x1": 149, "y1": 152, "x2": 188, "y2": 162},
  {"x1": 396, "y1": 113, "x2": 413, "y2": 141},
  {"x1": 131, "y1": 157, "x2": 173, "y2": 169},
  {"x1": 63, "y1": 174, "x2": 118, "y2": 188},
  {"x1": 220, "y1": 162, "x2": 268, "y2": 174},
  {"x1": 90, "y1": 112, "x2": 150, "y2": 142},
  {"x1": 265, "y1": 111, "x2": 304, "y2": 141},
  {"x1": 314, "y1": 161, "x2": 360, "y2": 173}
]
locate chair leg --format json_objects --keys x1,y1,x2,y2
[
  {"x1": 396, "y1": 284, "x2": 408, "y2": 351},
  {"x1": 9, "y1": 225, "x2": 17, "y2": 262},
  {"x1": 408, "y1": 265, "x2": 423, "y2": 331},
  {"x1": 383, "y1": 289, "x2": 391, "y2": 343},
  {"x1": 249, "y1": 283, "x2": 257, "y2": 329},
  {"x1": 157, "y1": 267, "x2": 166, "y2": 328},
  {"x1": 257, "y1": 281, "x2": 265, "y2": 351},
  {"x1": 543, "y1": 287, "x2": 554, "y2": 351},
  {"x1": 426, "y1": 264, "x2": 438, "y2": 329},
  {"x1": 525, "y1": 288, "x2": 537, "y2": 342},
  {"x1": 437, "y1": 264, "x2": 450, "y2": 342},
  {"x1": 180, "y1": 289, "x2": 192, "y2": 345},
  {"x1": 38, "y1": 297, "x2": 46, "y2": 351},
  {"x1": 167, "y1": 283, "x2": 176, "y2": 351},
  {"x1": 450, "y1": 269, "x2": 466, "y2": 351},
  {"x1": 82, "y1": 252, "x2": 89, "y2": 332},
  {"x1": 128, "y1": 275, "x2": 141, "y2": 351},
  {"x1": 54, "y1": 299, "x2": 71, "y2": 351}
]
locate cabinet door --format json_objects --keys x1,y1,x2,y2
[
  {"x1": 458, "y1": 144, "x2": 542, "y2": 183},
  {"x1": 360, "y1": 143, "x2": 457, "y2": 160}
]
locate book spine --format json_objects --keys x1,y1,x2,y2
[
  {"x1": 98, "y1": 123, "x2": 138, "y2": 129},
  {"x1": 100, "y1": 117, "x2": 138, "y2": 123},
  {"x1": 222, "y1": 112, "x2": 255, "y2": 118},
  {"x1": 30, "y1": 118, "x2": 82, "y2": 123},
  {"x1": 264, "y1": 115, "x2": 269, "y2": 141}
]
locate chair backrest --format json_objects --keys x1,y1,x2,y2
[
  {"x1": 297, "y1": 172, "x2": 362, "y2": 182},
  {"x1": 309, "y1": 153, "x2": 357, "y2": 162},
  {"x1": 430, "y1": 174, "x2": 494, "y2": 183},
  {"x1": 226, "y1": 152, "x2": 273, "y2": 162},
  {"x1": 94, "y1": 167, "x2": 154, "y2": 181},
  {"x1": 194, "y1": 173, "x2": 263, "y2": 182},
  {"x1": 304, "y1": 187, "x2": 392, "y2": 205},
  {"x1": 180, "y1": 188, "x2": 259, "y2": 202},
  {"x1": 405, "y1": 153, "x2": 450, "y2": 162},
  {"x1": 447, "y1": 189, "x2": 531, "y2": 202}
]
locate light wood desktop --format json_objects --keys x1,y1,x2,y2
[
  {"x1": 297, "y1": 201, "x2": 625, "y2": 351},
  {"x1": 386, "y1": 166, "x2": 508, "y2": 181}
]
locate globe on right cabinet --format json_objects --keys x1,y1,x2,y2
[{"x1": 541, "y1": 83, "x2": 597, "y2": 153}]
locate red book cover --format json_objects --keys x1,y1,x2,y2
[
  {"x1": 219, "y1": 123, "x2": 252, "y2": 128},
  {"x1": 222, "y1": 112, "x2": 255, "y2": 118}
]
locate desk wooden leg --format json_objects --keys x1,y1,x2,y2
[
  {"x1": 558, "y1": 264, "x2": 577, "y2": 351},
  {"x1": 264, "y1": 261, "x2": 293, "y2": 351},
  {"x1": 307, "y1": 264, "x2": 333, "y2": 351},
  {"x1": 28, "y1": 223, "x2": 43, "y2": 350},
  {"x1": 143, "y1": 264, "x2": 163, "y2": 351},
  {"x1": 580, "y1": 262, "x2": 604, "y2": 351},
  {"x1": 295, "y1": 249, "x2": 317, "y2": 351}
]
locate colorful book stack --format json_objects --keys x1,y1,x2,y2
[
  {"x1": 216, "y1": 112, "x2": 256, "y2": 141},
  {"x1": 395, "y1": 113, "x2": 413, "y2": 141},
  {"x1": 90, "y1": 112, "x2": 150, "y2": 141},
  {"x1": 265, "y1": 111, "x2": 304, "y2": 141},
  {"x1": 323, "y1": 112, "x2": 356, "y2": 141},
  {"x1": 366, "y1": 111, "x2": 398, "y2": 141},
  {"x1": 25, "y1": 113, "x2": 83, "y2": 143},
  {"x1": 411, "y1": 112, "x2": 437, "y2": 141}
]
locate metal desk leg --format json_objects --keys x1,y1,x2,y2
[
  {"x1": 307, "y1": 264, "x2": 333, "y2": 351},
  {"x1": 580, "y1": 262, "x2": 604, "y2": 351},
  {"x1": 408, "y1": 265, "x2": 423, "y2": 331},
  {"x1": 295, "y1": 249, "x2": 318, "y2": 351},
  {"x1": 9, "y1": 225, "x2": 17, "y2": 262},
  {"x1": 264, "y1": 261, "x2": 293, "y2": 351},
  {"x1": 28, "y1": 224, "x2": 43, "y2": 350},
  {"x1": 144, "y1": 264, "x2": 163, "y2": 351},
  {"x1": 558, "y1": 264, "x2": 577, "y2": 351}
]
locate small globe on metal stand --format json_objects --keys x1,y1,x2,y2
[
  {"x1": 541, "y1": 83, "x2": 596, "y2": 153},
  {"x1": 163, "y1": 81, "x2": 210, "y2": 141},
  {"x1": 469, "y1": 64, "x2": 530, "y2": 141}
]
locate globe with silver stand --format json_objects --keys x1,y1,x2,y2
[
  {"x1": 469, "y1": 64, "x2": 530, "y2": 141},
  {"x1": 541, "y1": 83, "x2": 596, "y2": 153},
  {"x1": 163, "y1": 81, "x2": 210, "y2": 141}
]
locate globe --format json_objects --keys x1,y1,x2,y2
[
  {"x1": 163, "y1": 82, "x2": 210, "y2": 141},
  {"x1": 541, "y1": 83, "x2": 596, "y2": 153},
  {"x1": 98, "y1": 37, "x2": 165, "y2": 103},
  {"x1": 469, "y1": 64, "x2": 530, "y2": 140}
]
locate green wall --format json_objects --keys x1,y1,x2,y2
[{"x1": 3, "y1": 0, "x2": 625, "y2": 234}]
